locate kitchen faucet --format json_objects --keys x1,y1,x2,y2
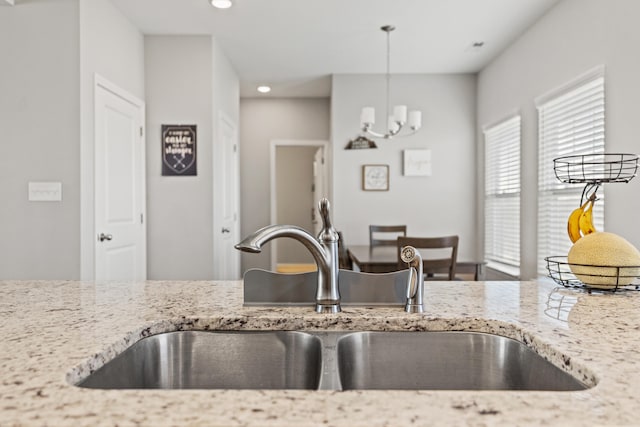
[
  {"x1": 401, "y1": 246, "x2": 424, "y2": 313},
  {"x1": 235, "y1": 198, "x2": 341, "y2": 313}
]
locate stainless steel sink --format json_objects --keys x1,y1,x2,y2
[
  {"x1": 77, "y1": 331, "x2": 322, "y2": 390},
  {"x1": 336, "y1": 331, "x2": 588, "y2": 391},
  {"x1": 76, "y1": 330, "x2": 589, "y2": 391}
]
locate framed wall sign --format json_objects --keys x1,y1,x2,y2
[
  {"x1": 345, "y1": 135, "x2": 378, "y2": 150},
  {"x1": 162, "y1": 124, "x2": 197, "y2": 176},
  {"x1": 403, "y1": 149, "x2": 432, "y2": 176},
  {"x1": 362, "y1": 164, "x2": 389, "y2": 191}
]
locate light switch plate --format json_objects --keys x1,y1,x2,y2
[{"x1": 28, "y1": 182, "x2": 62, "y2": 201}]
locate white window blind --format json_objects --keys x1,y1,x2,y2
[
  {"x1": 537, "y1": 72, "x2": 605, "y2": 275},
  {"x1": 484, "y1": 116, "x2": 521, "y2": 277}
]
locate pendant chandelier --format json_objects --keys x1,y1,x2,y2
[{"x1": 360, "y1": 25, "x2": 422, "y2": 139}]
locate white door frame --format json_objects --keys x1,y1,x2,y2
[
  {"x1": 82, "y1": 74, "x2": 146, "y2": 280},
  {"x1": 269, "y1": 139, "x2": 330, "y2": 270}
]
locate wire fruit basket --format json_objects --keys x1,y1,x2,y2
[
  {"x1": 553, "y1": 153, "x2": 638, "y2": 184},
  {"x1": 545, "y1": 256, "x2": 640, "y2": 292}
]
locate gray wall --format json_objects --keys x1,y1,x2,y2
[
  {"x1": 8, "y1": 0, "x2": 638, "y2": 282},
  {"x1": 212, "y1": 41, "x2": 240, "y2": 127},
  {"x1": 477, "y1": 0, "x2": 640, "y2": 279},
  {"x1": 79, "y1": 0, "x2": 145, "y2": 279},
  {"x1": 0, "y1": 0, "x2": 145, "y2": 280},
  {"x1": 0, "y1": 2, "x2": 236, "y2": 280},
  {"x1": 0, "y1": 0, "x2": 80, "y2": 279},
  {"x1": 145, "y1": 36, "x2": 214, "y2": 280},
  {"x1": 331, "y1": 74, "x2": 477, "y2": 260},
  {"x1": 239, "y1": 98, "x2": 331, "y2": 271},
  {"x1": 211, "y1": 38, "x2": 241, "y2": 280}
]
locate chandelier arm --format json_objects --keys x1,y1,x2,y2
[
  {"x1": 363, "y1": 121, "x2": 409, "y2": 139},
  {"x1": 387, "y1": 122, "x2": 402, "y2": 137},
  {"x1": 402, "y1": 127, "x2": 420, "y2": 136},
  {"x1": 361, "y1": 124, "x2": 390, "y2": 139}
]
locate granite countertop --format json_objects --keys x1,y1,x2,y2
[{"x1": 1, "y1": 279, "x2": 639, "y2": 426}]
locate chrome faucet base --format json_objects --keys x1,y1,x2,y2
[
  {"x1": 316, "y1": 303, "x2": 341, "y2": 314},
  {"x1": 404, "y1": 304, "x2": 424, "y2": 313}
]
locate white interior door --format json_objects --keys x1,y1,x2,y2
[
  {"x1": 94, "y1": 77, "x2": 146, "y2": 282},
  {"x1": 213, "y1": 111, "x2": 240, "y2": 280}
]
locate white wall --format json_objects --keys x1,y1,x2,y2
[
  {"x1": 79, "y1": 0, "x2": 145, "y2": 279},
  {"x1": 145, "y1": 36, "x2": 214, "y2": 280},
  {"x1": 0, "y1": 0, "x2": 80, "y2": 279},
  {"x1": 239, "y1": 98, "x2": 331, "y2": 271},
  {"x1": 331, "y1": 74, "x2": 477, "y2": 260},
  {"x1": 477, "y1": 0, "x2": 640, "y2": 279}
]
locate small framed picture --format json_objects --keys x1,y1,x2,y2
[
  {"x1": 403, "y1": 149, "x2": 432, "y2": 176},
  {"x1": 362, "y1": 164, "x2": 389, "y2": 191}
]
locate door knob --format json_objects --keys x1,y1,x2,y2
[
  {"x1": 221, "y1": 227, "x2": 231, "y2": 233},
  {"x1": 98, "y1": 233, "x2": 113, "y2": 242}
]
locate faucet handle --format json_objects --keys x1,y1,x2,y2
[
  {"x1": 317, "y1": 198, "x2": 338, "y2": 242},
  {"x1": 318, "y1": 198, "x2": 332, "y2": 227}
]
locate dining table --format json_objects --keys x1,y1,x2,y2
[{"x1": 346, "y1": 245, "x2": 485, "y2": 280}]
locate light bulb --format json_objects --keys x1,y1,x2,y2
[
  {"x1": 360, "y1": 107, "x2": 375, "y2": 126},
  {"x1": 408, "y1": 111, "x2": 422, "y2": 129},
  {"x1": 210, "y1": 0, "x2": 232, "y2": 9}
]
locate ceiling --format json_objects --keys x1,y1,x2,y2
[{"x1": 109, "y1": 0, "x2": 561, "y2": 97}]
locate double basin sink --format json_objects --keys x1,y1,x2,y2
[{"x1": 77, "y1": 330, "x2": 588, "y2": 391}]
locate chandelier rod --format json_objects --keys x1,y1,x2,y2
[
  {"x1": 360, "y1": 24, "x2": 421, "y2": 139},
  {"x1": 382, "y1": 25, "x2": 395, "y2": 126}
]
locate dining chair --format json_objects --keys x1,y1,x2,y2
[
  {"x1": 397, "y1": 236, "x2": 459, "y2": 280},
  {"x1": 337, "y1": 231, "x2": 352, "y2": 270},
  {"x1": 369, "y1": 225, "x2": 407, "y2": 247}
]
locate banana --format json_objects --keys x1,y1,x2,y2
[
  {"x1": 578, "y1": 199, "x2": 597, "y2": 236},
  {"x1": 567, "y1": 199, "x2": 591, "y2": 243},
  {"x1": 568, "y1": 205, "x2": 585, "y2": 243}
]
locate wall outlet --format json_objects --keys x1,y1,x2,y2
[{"x1": 28, "y1": 182, "x2": 62, "y2": 202}]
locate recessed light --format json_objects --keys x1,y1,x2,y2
[
  {"x1": 210, "y1": 0, "x2": 232, "y2": 9},
  {"x1": 257, "y1": 86, "x2": 271, "y2": 93}
]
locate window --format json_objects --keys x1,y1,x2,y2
[
  {"x1": 536, "y1": 69, "x2": 605, "y2": 275},
  {"x1": 484, "y1": 115, "x2": 521, "y2": 277}
]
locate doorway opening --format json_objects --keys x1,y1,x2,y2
[{"x1": 269, "y1": 140, "x2": 330, "y2": 272}]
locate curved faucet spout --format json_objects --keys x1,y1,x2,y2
[{"x1": 235, "y1": 225, "x2": 329, "y2": 273}]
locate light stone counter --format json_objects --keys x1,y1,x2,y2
[{"x1": 1, "y1": 279, "x2": 639, "y2": 426}]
